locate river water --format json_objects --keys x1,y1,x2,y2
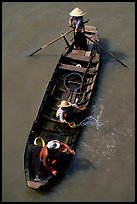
[{"x1": 2, "y1": 2, "x2": 135, "y2": 202}]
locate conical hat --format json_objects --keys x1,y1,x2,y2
[
  {"x1": 47, "y1": 140, "x2": 60, "y2": 149},
  {"x1": 58, "y1": 100, "x2": 72, "y2": 108},
  {"x1": 69, "y1": 7, "x2": 85, "y2": 17}
]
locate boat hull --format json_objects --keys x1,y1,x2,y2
[{"x1": 24, "y1": 25, "x2": 100, "y2": 190}]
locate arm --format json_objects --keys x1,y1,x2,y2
[
  {"x1": 46, "y1": 163, "x2": 57, "y2": 176},
  {"x1": 40, "y1": 146, "x2": 50, "y2": 169},
  {"x1": 69, "y1": 16, "x2": 73, "y2": 27},
  {"x1": 60, "y1": 142, "x2": 75, "y2": 155},
  {"x1": 40, "y1": 146, "x2": 48, "y2": 167},
  {"x1": 72, "y1": 103, "x2": 86, "y2": 111},
  {"x1": 40, "y1": 146, "x2": 57, "y2": 175}
]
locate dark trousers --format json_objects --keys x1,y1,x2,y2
[{"x1": 74, "y1": 32, "x2": 87, "y2": 50}]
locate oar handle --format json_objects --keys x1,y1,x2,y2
[{"x1": 42, "y1": 29, "x2": 73, "y2": 49}]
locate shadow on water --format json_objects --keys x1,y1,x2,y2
[
  {"x1": 68, "y1": 154, "x2": 96, "y2": 172},
  {"x1": 100, "y1": 38, "x2": 128, "y2": 68},
  {"x1": 36, "y1": 154, "x2": 96, "y2": 194},
  {"x1": 86, "y1": 37, "x2": 128, "y2": 111}
]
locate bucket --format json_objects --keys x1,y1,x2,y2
[{"x1": 34, "y1": 137, "x2": 45, "y2": 147}]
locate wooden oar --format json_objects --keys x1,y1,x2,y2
[
  {"x1": 29, "y1": 29, "x2": 73, "y2": 56},
  {"x1": 86, "y1": 36, "x2": 128, "y2": 69},
  {"x1": 61, "y1": 32, "x2": 70, "y2": 48},
  {"x1": 29, "y1": 19, "x2": 89, "y2": 56}
]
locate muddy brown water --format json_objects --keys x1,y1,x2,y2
[{"x1": 2, "y1": 2, "x2": 135, "y2": 202}]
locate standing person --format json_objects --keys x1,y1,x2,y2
[
  {"x1": 39, "y1": 140, "x2": 75, "y2": 176},
  {"x1": 69, "y1": 7, "x2": 87, "y2": 50},
  {"x1": 56, "y1": 100, "x2": 86, "y2": 128}
]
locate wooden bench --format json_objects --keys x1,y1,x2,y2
[
  {"x1": 85, "y1": 25, "x2": 97, "y2": 33},
  {"x1": 66, "y1": 52, "x2": 92, "y2": 62},
  {"x1": 58, "y1": 63, "x2": 97, "y2": 75},
  {"x1": 72, "y1": 49, "x2": 92, "y2": 57},
  {"x1": 58, "y1": 63, "x2": 87, "y2": 73}
]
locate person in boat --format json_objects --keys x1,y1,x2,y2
[
  {"x1": 39, "y1": 140, "x2": 75, "y2": 176},
  {"x1": 56, "y1": 100, "x2": 86, "y2": 128},
  {"x1": 69, "y1": 7, "x2": 87, "y2": 50}
]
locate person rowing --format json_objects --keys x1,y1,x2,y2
[{"x1": 69, "y1": 7, "x2": 87, "y2": 50}]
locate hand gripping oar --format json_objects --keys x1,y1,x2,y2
[
  {"x1": 29, "y1": 19, "x2": 89, "y2": 56},
  {"x1": 86, "y1": 35, "x2": 128, "y2": 69}
]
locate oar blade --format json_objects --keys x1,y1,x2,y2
[
  {"x1": 29, "y1": 48, "x2": 42, "y2": 56},
  {"x1": 117, "y1": 60, "x2": 128, "y2": 69},
  {"x1": 28, "y1": 19, "x2": 89, "y2": 56},
  {"x1": 86, "y1": 36, "x2": 128, "y2": 69}
]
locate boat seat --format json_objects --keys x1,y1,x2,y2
[
  {"x1": 58, "y1": 63, "x2": 87, "y2": 73},
  {"x1": 71, "y1": 49, "x2": 86, "y2": 55},
  {"x1": 85, "y1": 25, "x2": 97, "y2": 33},
  {"x1": 85, "y1": 51, "x2": 92, "y2": 57},
  {"x1": 58, "y1": 63, "x2": 97, "y2": 75},
  {"x1": 66, "y1": 52, "x2": 92, "y2": 62}
]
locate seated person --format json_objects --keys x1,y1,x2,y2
[
  {"x1": 40, "y1": 140, "x2": 75, "y2": 176},
  {"x1": 56, "y1": 100, "x2": 86, "y2": 128}
]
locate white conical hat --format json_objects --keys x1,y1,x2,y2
[
  {"x1": 47, "y1": 140, "x2": 60, "y2": 149},
  {"x1": 69, "y1": 7, "x2": 85, "y2": 17}
]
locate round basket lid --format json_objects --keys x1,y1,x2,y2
[{"x1": 64, "y1": 72, "x2": 83, "y2": 91}]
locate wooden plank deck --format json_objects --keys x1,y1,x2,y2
[{"x1": 66, "y1": 52, "x2": 92, "y2": 62}]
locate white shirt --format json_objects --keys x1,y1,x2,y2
[
  {"x1": 56, "y1": 103, "x2": 79, "y2": 123},
  {"x1": 56, "y1": 107, "x2": 67, "y2": 123}
]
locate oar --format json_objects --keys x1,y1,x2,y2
[
  {"x1": 86, "y1": 36, "x2": 128, "y2": 69},
  {"x1": 29, "y1": 19, "x2": 89, "y2": 56},
  {"x1": 29, "y1": 29, "x2": 73, "y2": 56},
  {"x1": 61, "y1": 32, "x2": 70, "y2": 48}
]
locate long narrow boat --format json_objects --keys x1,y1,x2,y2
[{"x1": 24, "y1": 24, "x2": 100, "y2": 190}]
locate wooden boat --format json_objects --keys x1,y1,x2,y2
[{"x1": 24, "y1": 24, "x2": 100, "y2": 190}]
